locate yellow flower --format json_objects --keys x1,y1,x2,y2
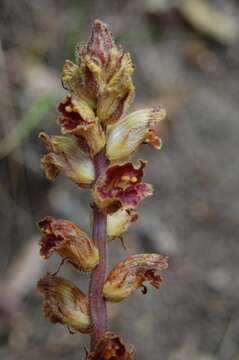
[
  {"x1": 103, "y1": 254, "x2": 168, "y2": 302},
  {"x1": 39, "y1": 132, "x2": 95, "y2": 186},
  {"x1": 39, "y1": 216, "x2": 99, "y2": 271},
  {"x1": 37, "y1": 273, "x2": 90, "y2": 333},
  {"x1": 106, "y1": 106, "x2": 166, "y2": 162},
  {"x1": 107, "y1": 208, "x2": 138, "y2": 241}
]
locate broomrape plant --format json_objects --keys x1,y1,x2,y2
[{"x1": 37, "y1": 20, "x2": 168, "y2": 359}]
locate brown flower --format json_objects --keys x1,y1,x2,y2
[
  {"x1": 92, "y1": 160, "x2": 152, "y2": 214},
  {"x1": 37, "y1": 273, "x2": 90, "y2": 333},
  {"x1": 103, "y1": 254, "x2": 168, "y2": 302},
  {"x1": 86, "y1": 332, "x2": 133, "y2": 360},
  {"x1": 39, "y1": 216, "x2": 99, "y2": 271}
]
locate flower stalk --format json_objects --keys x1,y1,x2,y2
[
  {"x1": 37, "y1": 19, "x2": 168, "y2": 359},
  {"x1": 89, "y1": 150, "x2": 108, "y2": 349}
]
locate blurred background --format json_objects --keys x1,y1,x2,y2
[{"x1": 1, "y1": 0, "x2": 239, "y2": 359}]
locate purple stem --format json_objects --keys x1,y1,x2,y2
[{"x1": 89, "y1": 150, "x2": 108, "y2": 350}]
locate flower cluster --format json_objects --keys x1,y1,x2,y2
[{"x1": 37, "y1": 20, "x2": 168, "y2": 358}]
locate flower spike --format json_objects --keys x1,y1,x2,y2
[
  {"x1": 37, "y1": 19, "x2": 169, "y2": 356},
  {"x1": 37, "y1": 273, "x2": 90, "y2": 333},
  {"x1": 106, "y1": 106, "x2": 166, "y2": 163},
  {"x1": 103, "y1": 254, "x2": 168, "y2": 302},
  {"x1": 39, "y1": 132, "x2": 95, "y2": 186},
  {"x1": 93, "y1": 160, "x2": 153, "y2": 214},
  {"x1": 39, "y1": 216, "x2": 99, "y2": 271}
]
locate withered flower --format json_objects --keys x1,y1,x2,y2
[
  {"x1": 39, "y1": 132, "x2": 95, "y2": 186},
  {"x1": 107, "y1": 208, "x2": 138, "y2": 241},
  {"x1": 86, "y1": 332, "x2": 133, "y2": 360},
  {"x1": 103, "y1": 254, "x2": 168, "y2": 302},
  {"x1": 106, "y1": 106, "x2": 166, "y2": 163},
  {"x1": 93, "y1": 160, "x2": 152, "y2": 214},
  {"x1": 58, "y1": 96, "x2": 105, "y2": 156},
  {"x1": 39, "y1": 216, "x2": 99, "y2": 271},
  {"x1": 38, "y1": 273, "x2": 90, "y2": 333}
]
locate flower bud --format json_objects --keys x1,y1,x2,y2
[
  {"x1": 103, "y1": 254, "x2": 168, "y2": 302},
  {"x1": 106, "y1": 106, "x2": 166, "y2": 162},
  {"x1": 57, "y1": 96, "x2": 105, "y2": 155},
  {"x1": 39, "y1": 132, "x2": 95, "y2": 186},
  {"x1": 86, "y1": 332, "x2": 133, "y2": 360},
  {"x1": 37, "y1": 273, "x2": 90, "y2": 333},
  {"x1": 93, "y1": 160, "x2": 152, "y2": 214},
  {"x1": 39, "y1": 216, "x2": 99, "y2": 271},
  {"x1": 107, "y1": 208, "x2": 138, "y2": 241}
]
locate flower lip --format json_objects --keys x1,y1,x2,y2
[
  {"x1": 39, "y1": 216, "x2": 99, "y2": 271},
  {"x1": 93, "y1": 160, "x2": 153, "y2": 214}
]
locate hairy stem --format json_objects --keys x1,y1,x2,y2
[{"x1": 89, "y1": 150, "x2": 108, "y2": 350}]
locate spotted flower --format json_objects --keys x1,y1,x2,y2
[
  {"x1": 93, "y1": 160, "x2": 152, "y2": 214},
  {"x1": 37, "y1": 273, "x2": 90, "y2": 333},
  {"x1": 106, "y1": 106, "x2": 166, "y2": 163},
  {"x1": 39, "y1": 132, "x2": 95, "y2": 186},
  {"x1": 103, "y1": 254, "x2": 168, "y2": 302},
  {"x1": 39, "y1": 216, "x2": 99, "y2": 271}
]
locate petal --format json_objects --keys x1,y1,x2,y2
[
  {"x1": 58, "y1": 96, "x2": 106, "y2": 155},
  {"x1": 39, "y1": 216, "x2": 99, "y2": 271},
  {"x1": 92, "y1": 160, "x2": 153, "y2": 214},
  {"x1": 106, "y1": 106, "x2": 166, "y2": 162},
  {"x1": 107, "y1": 208, "x2": 138, "y2": 241},
  {"x1": 103, "y1": 254, "x2": 168, "y2": 302},
  {"x1": 86, "y1": 332, "x2": 133, "y2": 360},
  {"x1": 39, "y1": 132, "x2": 95, "y2": 186},
  {"x1": 37, "y1": 273, "x2": 90, "y2": 333}
]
